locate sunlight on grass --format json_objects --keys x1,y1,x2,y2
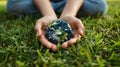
[
  {"x1": 0, "y1": 1, "x2": 6, "y2": 12},
  {"x1": 107, "y1": 0, "x2": 120, "y2": 1},
  {"x1": 0, "y1": 1, "x2": 6, "y2": 6}
]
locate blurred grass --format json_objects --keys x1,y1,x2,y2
[{"x1": 0, "y1": 0, "x2": 120, "y2": 67}]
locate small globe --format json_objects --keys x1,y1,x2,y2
[{"x1": 45, "y1": 19, "x2": 72, "y2": 45}]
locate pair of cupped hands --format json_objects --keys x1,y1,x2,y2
[{"x1": 34, "y1": 16, "x2": 85, "y2": 52}]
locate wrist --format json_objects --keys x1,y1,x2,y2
[
  {"x1": 60, "y1": 15, "x2": 75, "y2": 19},
  {"x1": 60, "y1": 12, "x2": 77, "y2": 18},
  {"x1": 44, "y1": 15, "x2": 58, "y2": 20}
]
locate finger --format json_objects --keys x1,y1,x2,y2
[
  {"x1": 34, "y1": 20, "x2": 43, "y2": 36},
  {"x1": 62, "y1": 34, "x2": 81, "y2": 49},
  {"x1": 67, "y1": 35, "x2": 79, "y2": 46},
  {"x1": 75, "y1": 19, "x2": 85, "y2": 36},
  {"x1": 35, "y1": 31, "x2": 42, "y2": 39},
  {"x1": 39, "y1": 35, "x2": 57, "y2": 52},
  {"x1": 61, "y1": 41, "x2": 68, "y2": 49},
  {"x1": 51, "y1": 45, "x2": 57, "y2": 52},
  {"x1": 34, "y1": 20, "x2": 43, "y2": 33}
]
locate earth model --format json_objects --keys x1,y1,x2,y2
[{"x1": 45, "y1": 19, "x2": 72, "y2": 45}]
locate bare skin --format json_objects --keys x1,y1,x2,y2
[{"x1": 34, "y1": 0, "x2": 85, "y2": 52}]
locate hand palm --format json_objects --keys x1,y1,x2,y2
[
  {"x1": 34, "y1": 16, "x2": 57, "y2": 52},
  {"x1": 60, "y1": 16, "x2": 84, "y2": 49}
]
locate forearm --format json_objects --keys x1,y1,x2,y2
[
  {"x1": 33, "y1": 0, "x2": 57, "y2": 18},
  {"x1": 60, "y1": 0, "x2": 84, "y2": 17}
]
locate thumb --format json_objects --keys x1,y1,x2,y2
[
  {"x1": 75, "y1": 19, "x2": 85, "y2": 36},
  {"x1": 36, "y1": 29, "x2": 42, "y2": 38},
  {"x1": 78, "y1": 28, "x2": 84, "y2": 36},
  {"x1": 34, "y1": 19, "x2": 43, "y2": 38}
]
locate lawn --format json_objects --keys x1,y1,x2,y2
[{"x1": 0, "y1": 0, "x2": 120, "y2": 67}]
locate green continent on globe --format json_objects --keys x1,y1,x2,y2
[{"x1": 45, "y1": 19, "x2": 72, "y2": 45}]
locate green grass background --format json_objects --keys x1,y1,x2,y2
[{"x1": 0, "y1": 0, "x2": 120, "y2": 67}]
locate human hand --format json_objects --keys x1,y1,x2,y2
[
  {"x1": 34, "y1": 16, "x2": 58, "y2": 52},
  {"x1": 60, "y1": 16, "x2": 85, "y2": 49}
]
